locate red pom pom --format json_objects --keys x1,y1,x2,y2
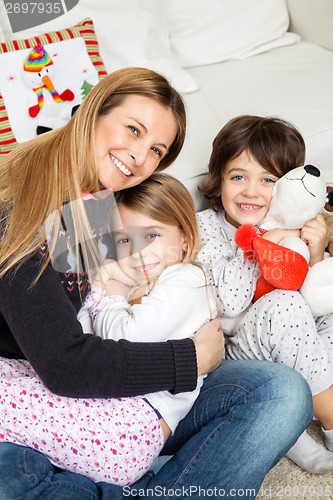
[
  {"x1": 235, "y1": 224, "x2": 259, "y2": 261},
  {"x1": 235, "y1": 224, "x2": 258, "y2": 250}
]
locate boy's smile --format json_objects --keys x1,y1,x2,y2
[{"x1": 219, "y1": 150, "x2": 279, "y2": 228}]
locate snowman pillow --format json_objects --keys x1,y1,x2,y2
[{"x1": 0, "y1": 18, "x2": 106, "y2": 156}]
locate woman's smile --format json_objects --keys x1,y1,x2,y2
[{"x1": 110, "y1": 154, "x2": 132, "y2": 177}]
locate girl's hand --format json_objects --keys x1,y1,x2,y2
[
  {"x1": 94, "y1": 259, "x2": 136, "y2": 288},
  {"x1": 193, "y1": 318, "x2": 225, "y2": 376},
  {"x1": 104, "y1": 279, "x2": 148, "y2": 300},
  {"x1": 262, "y1": 228, "x2": 301, "y2": 244},
  {"x1": 301, "y1": 213, "x2": 327, "y2": 266},
  {"x1": 105, "y1": 279, "x2": 130, "y2": 298}
]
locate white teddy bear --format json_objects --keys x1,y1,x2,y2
[
  {"x1": 235, "y1": 164, "x2": 330, "y2": 314},
  {"x1": 263, "y1": 164, "x2": 332, "y2": 316}
]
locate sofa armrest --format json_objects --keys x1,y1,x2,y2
[{"x1": 286, "y1": 0, "x2": 333, "y2": 51}]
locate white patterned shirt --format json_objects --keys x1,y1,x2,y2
[{"x1": 196, "y1": 209, "x2": 259, "y2": 335}]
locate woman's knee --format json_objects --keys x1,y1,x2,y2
[{"x1": 201, "y1": 360, "x2": 312, "y2": 422}]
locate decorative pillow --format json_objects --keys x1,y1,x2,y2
[
  {"x1": 163, "y1": 0, "x2": 300, "y2": 68},
  {"x1": 0, "y1": 18, "x2": 107, "y2": 156}
]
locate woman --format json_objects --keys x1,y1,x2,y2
[{"x1": 0, "y1": 68, "x2": 312, "y2": 499}]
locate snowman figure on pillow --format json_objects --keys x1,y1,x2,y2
[
  {"x1": 22, "y1": 44, "x2": 75, "y2": 135},
  {"x1": 235, "y1": 164, "x2": 332, "y2": 316}
]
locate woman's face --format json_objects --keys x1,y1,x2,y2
[{"x1": 95, "y1": 95, "x2": 178, "y2": 192}]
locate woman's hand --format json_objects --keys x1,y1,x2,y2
[
  {"x1": 301, "y1": 213, "x2": 327, "y2": 266},
  {"x1": 193, "y1": 318, "x2": 225, "y2": 376}
]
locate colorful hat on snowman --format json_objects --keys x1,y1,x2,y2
[{"x1": 23, "y1": 43, "x2": 53, "y2": 72}]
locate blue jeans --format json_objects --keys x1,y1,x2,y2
[{"x1": 0, "y1": 360, "x2": 312, "y2": 499}]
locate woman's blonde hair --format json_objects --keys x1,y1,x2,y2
[
  {"x1": 114, "y1": 173, "x2": 200, "y2": 264},
  {"x1": 0, "y1": 67, "x2": 186, "y2": 280}
]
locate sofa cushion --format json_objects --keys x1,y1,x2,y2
[
  {"x1": 164, "y1": 0, "x2": 300, "y2": 68},
  {"x1": 165, "y1": 42, "x2": 333, "y2": 209},
  {"x1": 0, "y1": 18, "x2": 106, "y2": 156},
  {"x1": 0, "y1": 0, "x2": 199, "y2": 95}
]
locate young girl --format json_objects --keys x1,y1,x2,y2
[
  {"x1": 196, "y1": 114, "x2": 333, "y2": 475},
  {"x1": 0, "y1": 173, "x2": 217, "y2": 485}
]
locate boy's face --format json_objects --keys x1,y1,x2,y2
[
  {"x1": 113, "y1": 205, "x2": 187, "y2": 285},
  {"x1": 218, "y1": 150, "x2": 279, "y2": 228}
]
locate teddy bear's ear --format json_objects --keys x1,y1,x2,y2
[
  {"x1": 323, "y1": 187, "x2": 333, "y2": 256},
  {"x1": 325, "y1": 186, "x2": 333, "y2": 212}
]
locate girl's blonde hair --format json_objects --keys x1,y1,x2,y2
[
  {"x1": 114, "y1": 173, "x2": 200, "y2": 264},
  {"x1": 0, "y1": 68, "x2": 186, "y2": 280}
]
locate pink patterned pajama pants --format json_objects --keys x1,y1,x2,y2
[{"x1": 0, "y1": 357, "x2": 164, "y2": 485}]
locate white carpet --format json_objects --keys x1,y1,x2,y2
[{"x1": 259, "y1": 422, "x2": 333, "y2": 499}]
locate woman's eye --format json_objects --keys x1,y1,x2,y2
[
  {"x1": 231, "y1": 175, "x2": 244, "y2": 181},
  {"x1": 263, "y1": 178, "x2": 276, "y2": 184},
  {"x1": 151, "y1": 146, "x2": 162, "y2": 158},
  {"x1": 129, "y1": 126, "x2": 139, "y2": 136}
]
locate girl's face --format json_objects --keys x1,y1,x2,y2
[
  {"x1": 95, "y1": 95, "x2": 178, "y2": 192},
  {"x1": 113, "y1": 204, "x2": 187, "y2": 285},
  {"x1": 219, "y1": 150, "x2": 279, "y2": 228}
]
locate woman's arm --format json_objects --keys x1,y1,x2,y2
[{"x1": 0, "y1": 252, "x2": 197, "y2": 398}]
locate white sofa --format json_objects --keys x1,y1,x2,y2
[
  {"x1": 0, "y1": 0, "x2": 332, "y2": 211},
  {"x1": 167, "y1": 0, "x2": 333, "y2": 209}
]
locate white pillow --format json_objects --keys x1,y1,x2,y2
[
  {"x1": 163, "y1": 0, "x2": 300, "y2": 68},
  {"x1": 0, "y1": 0, "x2": 199, "y2": 94}
]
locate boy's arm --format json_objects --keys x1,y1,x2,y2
[
  {"x1": 301, "y1": 214, "x2": 328, "y2": 266},
  {"x1": 197, "y1": 211, "x2": 258, "y2": 317}
]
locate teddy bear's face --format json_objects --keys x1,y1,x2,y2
[{"x1": 261, "y1": 165, "x2": 327, "y2": 230}]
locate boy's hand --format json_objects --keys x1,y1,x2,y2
[
  {"x1": 301, "y1": 213, "x2": 327, "y2": 266},
  {"x1": 262, "y1": 228, "x2": 301, "y2": 244}
]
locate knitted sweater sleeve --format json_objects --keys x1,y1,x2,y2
[{"x1": 0, "y1": 252, "x2": 197, "y2": 398}]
